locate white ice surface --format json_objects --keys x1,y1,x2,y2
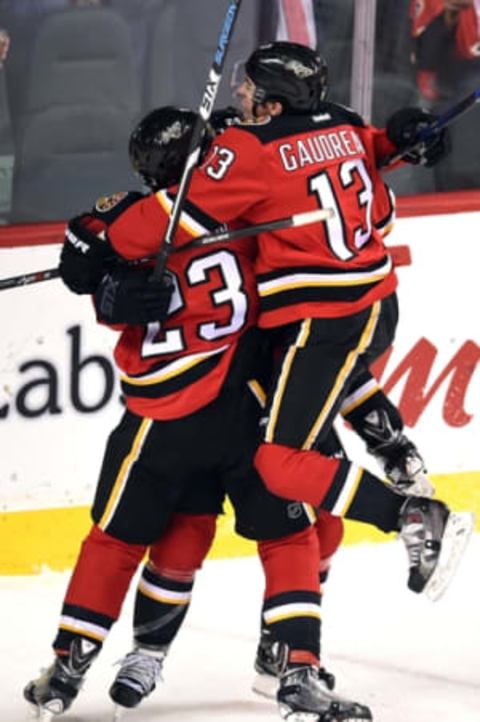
[{"x1": 1, "y1": 536, "x2": 479, "y2": 722}]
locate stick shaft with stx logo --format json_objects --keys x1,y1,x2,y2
[{"x1": 151, "y1": 0, "x2": 243, "y2": 281}]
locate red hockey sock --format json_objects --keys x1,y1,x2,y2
[
  {"x1": 64, "y1": 524, "x2": 146, "y2": 618},
  {"x1": 148, "y1": 513, "x2": 217, "y2": 577},
  {"x1": 258, "y1": 526, "x2": 321, "y2": 661}
]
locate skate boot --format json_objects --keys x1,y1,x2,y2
[
  {"x1": 252, "y1": 631, "x2": 288, "y2": 698},
  {"x1": 363, "y1": 410, "x2": 434, "y2": 497},
  {"x1": 24, "y1": 638, "x2": 100, "y2": 717},
  {"x1": 252, "y1": 632, "x2": 335, "y2": 700},
  {"x1": 277, "y1": 665, "x2": 371, "y2": 721},
  {"x1": 109, "y1": 646, "x2": 166, "y2": 710},
  {"x1": 399, "y1": 496, "x2": 475, "y2": 600}
]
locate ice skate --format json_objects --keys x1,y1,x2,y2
[
  {"x1": 252, "y1": 631, "x2": 288, "y2": 698},
  {"x1": 252, "y1": 632, "x2": 335, "y2": 700},
  {"x1": 363, "y1": 410, "x2": 435, "y2": 497},
  {"x1": 277, "y1": 665, "x2": 371, "y2": 721},
  {"x1": 399, "y1": 497, "x2": 475, "y2": 600},
  {"x1": 109, "y1": 646, "x2": 165, "y2": 713},
  {"x1": 24, "y1": 638, "x2": 100, "y2": 718},
  {"x1": 26, "y1": 706, "x2": 57, "y2": 722}
]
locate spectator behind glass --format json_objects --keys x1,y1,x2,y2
[
  {"x1": 0, "y1": 26, "x2": 9, "y2": 67},
  {"x1": 410, "y1": 0, "x2": 480, "y2": 190},
  {"x1": 0, "y1": 0, "x2": 157, "y2": 128},
  {"x1": 0, "y1": 0, "x2": 112, "y2": 133}
]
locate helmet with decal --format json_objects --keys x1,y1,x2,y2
[
  {"x1": 245, "y1": 41, "x2": 328, "y2": 113},
  {"x1": 129, "y1": 106, "x2": 215, "y2": 190}
]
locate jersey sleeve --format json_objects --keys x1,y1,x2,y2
[{"x1": 371, "y1": 126, "x2": 398, "y2": 166}]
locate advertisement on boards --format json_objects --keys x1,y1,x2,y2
[{"x1": 0, "y1": 211, "x2": 479, "y2": 571}]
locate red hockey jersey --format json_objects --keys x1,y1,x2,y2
[
  {"x1": 108, "y1": 102, "x2": 397, "y2": 330},
  {"x1": 90, "y1": 192, "x2": 258, "y2": 420}
]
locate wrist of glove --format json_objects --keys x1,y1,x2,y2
[
  {"x1": 386, "y1": 107, "x2": 451, "y2": 167},
  {"x1": 94, "y1": 265, "x2": 173, "y2": 325},
  {"x1": 59, "y1": 214, "x2": 116, "y2": 294}
]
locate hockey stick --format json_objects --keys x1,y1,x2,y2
[
  {"x1": 151, "y1": 0, "x2": 243, "y2": 281},
  {"x1": 178, "y1": 208, "x2": 333, "y2": 251},
  {"x1": 0, "y1": 208, "x2": 333, "y2": 292},
  {"x1": 380, "y1": 87, "x2": 480, "y2": 168},
  {"x1": 0, "y1": 267, "x2": 60, "y2": 291}
]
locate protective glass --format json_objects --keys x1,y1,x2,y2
[{"x1": 230, "y1": 60, "x2": 247, "y2": 97}]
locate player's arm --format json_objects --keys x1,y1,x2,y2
[
  {"x1": 59, "y1": 192, "x2": 144, "y2": 295},
  {"x1": 374, "y1": 108, "x2": 451, "y2": 168}
]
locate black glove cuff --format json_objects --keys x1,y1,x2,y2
[{"x1": 66, "y1": 215, "x2": 114, "y2": 261}]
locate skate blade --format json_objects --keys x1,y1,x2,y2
[
  {"x1": 112, "y1": 704, "x2": 128, "y2": 721},
  {"x1": 37, "y1": 712, "x2": 54, "y2": 722},
  {"x1": 279, "y1": 708, "x2": 320, "y2": 721},
  {"x1": 425, "y1": 511, "x2": 475, "y2": 602},
  {"x1": 26, "y1": 707, "x2": 54, "y2": 722},
  {"x1": 252, "y1": 671, "x2": 278, "y2": 700},
  {"x1": 281, "y1": 712, "x2": 367, "y2": 722},
  {"x1": 25, "y1": 701, "x2": 55, "y2": 722}
]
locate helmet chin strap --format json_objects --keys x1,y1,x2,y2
[
  {"x1": 250, "y1": 88, "x2": 284, "y2": 120},
  {"x1": 252, "y1": 102, "x2": 264, "y2": 119}
]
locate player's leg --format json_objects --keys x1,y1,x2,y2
[
  {"x1": 24, "y1": 523, "x2": 147, "y2": 717},
  {"x1": 253, "y1": 511, "x2": 343, "y2": 699},
  {"x1": 254, "y1": 302, "x2": 401, "y2": 511},
  {"x1": 227, "y1": 389, "x2": 371, "y2": 721},
  {"x1": 253, "y1": 429, "x2": 345, "y2": 700},
  {"x1": 256, "y1": 527, "x2": 371, "y2": 721},
  {"x1": 340, "y1": 293, "x2": 434, "y2": 496},
  {"x1": 107, "y1": 392, "x2": 234, "y2": 712},
  {"x1": 24, "y1": 410, "x2": 185, "y2": 717},
  {"x1": 109, "y1": 512, "x2": 217, "y2": 710},
  {"x1": 340, "y1": 368, "x2": 434, "y2": 496},
  {"x1": 254, "y1": 301, "x2": 474, "y2": 599}
]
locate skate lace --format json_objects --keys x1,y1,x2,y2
[
  {"x1": 114, "y1": 652, "x2": 163, "y2": 694},
  {"x1": 370, "y1": 428, "x2": 424, "y2": 484}
]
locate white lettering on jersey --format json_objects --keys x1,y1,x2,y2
[{"x1": 278, "y1": 130, "x2": 366, "y2": 173}]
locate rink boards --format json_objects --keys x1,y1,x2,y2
[{"x1": 1, "y1": 196, "x2": 479, "y2": 574}]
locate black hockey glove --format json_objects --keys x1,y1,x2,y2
[
  {"x1": 59, "y1": 214, "x2": 116, "y2": 294},
  {"x1": 386, "y1": 107, "x2": 451, "y2": 167},
  {"x1": 94, "y1": 265, "x2": 173, "y2": 325}
]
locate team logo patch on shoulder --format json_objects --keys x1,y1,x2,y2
[{"x1": 95, "y1": 192, "x2": 127, "y2": 213}]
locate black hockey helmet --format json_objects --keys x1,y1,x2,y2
[
  {"x1": 129, "y1": 106, "x2": 214, "y2": 190},
  {"x1": 245, "y1": 41, "x2": 328, "y2": 113}
]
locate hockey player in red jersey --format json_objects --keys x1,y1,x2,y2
[
  {"x1": 99, "y1": 42, "x2": 474, "y2": 718},
  {"x1": 103, "y1": 43, "x2": 446, "y2": 505},
  {"x1": 24, "y1": 107, "x2": 372, "y2": 722}
]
